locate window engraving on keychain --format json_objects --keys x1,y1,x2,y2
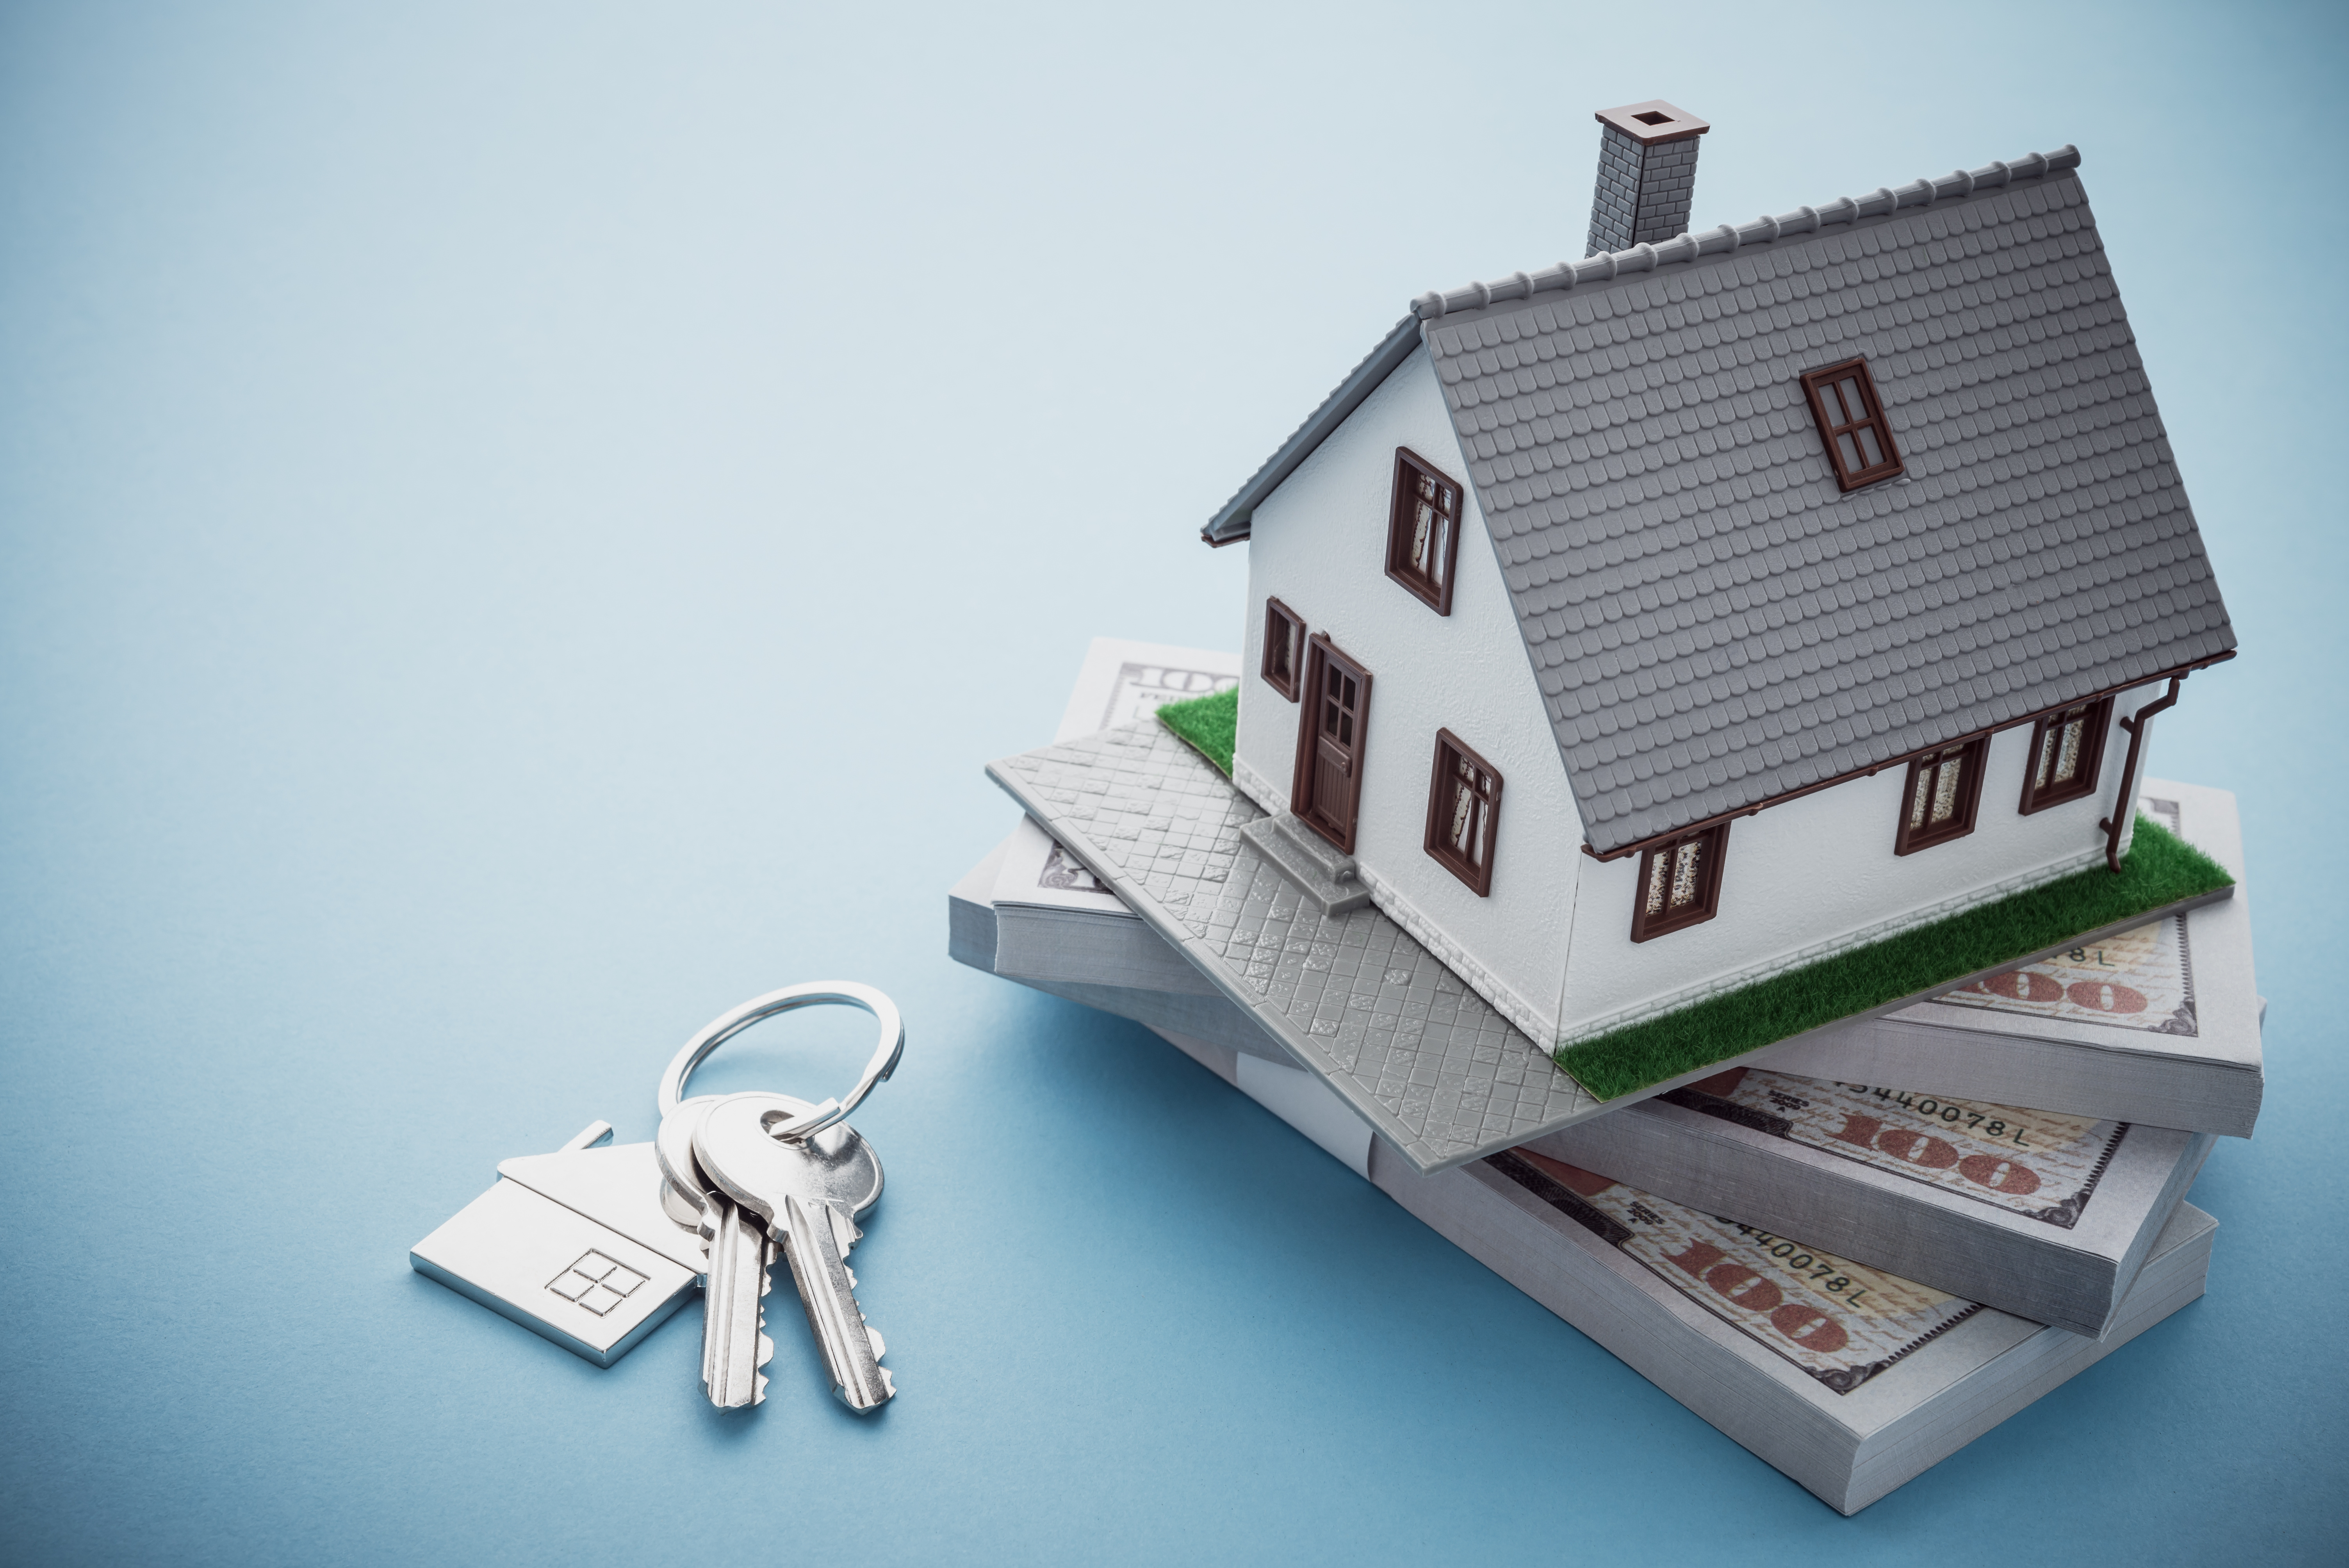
[{"x1": 548, "y1": 1251, "x2": 649, "y2": 1316}]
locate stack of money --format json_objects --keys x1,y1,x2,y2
[{"x1": 951, "y1": 639, "x2": 2260, "y2": 1514}]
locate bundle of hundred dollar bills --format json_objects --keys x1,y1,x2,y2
[{"x1": 950, "y1": 639, "x2": 2260, "y2": 1514}]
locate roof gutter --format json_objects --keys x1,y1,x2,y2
[
  {"x1": 1199, "y1": 315, "x2": 1422, "y2": 547},
  {"x1": 2098, "y1": 677, "x2": 2183, "y2": 874},
  {"x1": 1577, "y1": 650, "x2": 2236, "y2": 864}
]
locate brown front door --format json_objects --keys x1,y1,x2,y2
[{"x1": 1291, "y1": 634, "x2": 1372, "y2": 853}]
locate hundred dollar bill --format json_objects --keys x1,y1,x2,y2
[
  {"x1": 1383, "y1": 1144, "x2": 2220, "y2": 1513},
  {"x1": 1936, "y1": 918, "x2": 2194, "y2": 1033},
  {"x1": 1663, "y1": 1067, "x2": 2125, "y2": 1228},
  {"x1": 996, "y1": 638, "x2": 1241, "y2": 915},
  {"x1": 1492, "y1": 1148, "x2": 1979, "y2": 1395},
  {"x1": 1761, "y1": 781, "x2": 2262, "y2": 1136},
  {"x1": 954, "y1": 771, "x2": 2218, "y2": 1333},
  {"x1": 1930, "y1": 796, "x2": 2196, "y2": 1036},
  {"x1": 1052, "y1": 637, "x2": 1240, "y2": 743}
]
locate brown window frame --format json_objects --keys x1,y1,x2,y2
[
  {"x1": 1800, "y1": 358, "x2": 1903, "y2": 492},
  {"x1": 2017, "y1": 696, "x2": 2115, "y2": 816},
  {"x1": 1423, "y1": 729, "x2": 1503, "y2": 896},
  {"x1": 1629, "y1": 822, "x2": 1729, "y2": 942},
  {"x1": 1384, "y1": 447, "x2": 1464, "y2": 616},
  {"x1": 1894, "y1": 736, "x2": 1989, "y2": 855},
  {"x1": 1260, "y1": 597, "x2": 1305, "y2": 702}
]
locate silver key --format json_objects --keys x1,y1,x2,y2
[
  {"x1": 695, "y1": 1092, "x2": 894, "y2": 1411},
  {"x1": 656, "y1": 1093, "x2": 782, "y2": 1409}
]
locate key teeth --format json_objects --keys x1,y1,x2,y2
[
  {"x1": 866, "y1": 1327, "x2": 885, "y2": 1361},
  {"x1": 757, "y1": 1331, "x2": 773, "y2": 1370}
]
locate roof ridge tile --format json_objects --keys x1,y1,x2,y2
[{"x1": 1412, "y1": 145, "x2": 2082, "y2": 326}]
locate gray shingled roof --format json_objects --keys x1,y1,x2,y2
[{"x1": 1213, "y1": 148, "x2": 2237, "y2": 856}]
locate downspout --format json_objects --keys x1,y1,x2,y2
[{"x1": 2099, "y1": 677, "x2": 2183, "y2": 874}]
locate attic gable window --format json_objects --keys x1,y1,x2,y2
[
  {"x1": 1261, "y1": 597, "x2": 1305, "y2": 702},
  {"x1": 1800, "y1": 358, "x2": 1903, "y2": 491},
  {"x1": 1630, "y1": 822, "x2": 1728, "y2": 942},
  {"x1": 1385, "y1": 448, "x2": 1463, "y2": 615},
  {"x1": 1424, "y1": 729, "x2": 1502, "y2": 896},
  {"x1": 2018, "y1": 697, "x2": 2114, "y2": 815},
  {"x1": 1894, "y1": 737, "x2": 1988, "y2": 855}
]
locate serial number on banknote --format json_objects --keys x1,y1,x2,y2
[
  {"x1": 1720, "y1": 1224, "x2": 1878, "y2": 1310},
  {"x1": 1701, "y1": 1070, "x2": 2125, "y2": 1227},
  {"x1": 1832, "y1": 1085, "x2": 2035, "y2": 1147}
]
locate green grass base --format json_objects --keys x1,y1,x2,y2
[
  {"x1": 1157, "y1": 686, "x2": 1237, "y2": 776},
  {"x1": 1557, "y1": 816, "x2": 2235, "y2": 1102}
]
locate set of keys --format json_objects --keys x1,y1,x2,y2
[{"x1": 410, "y1": 982, "x2": 903, "y2": 1414}]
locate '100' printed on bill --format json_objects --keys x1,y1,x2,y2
[{"x1": 1493, "y1": 1148, "x2": 1979, "y2": 1395}]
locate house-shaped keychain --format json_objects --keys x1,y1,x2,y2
[{"x1": 991, "y1": 102, "x2": 2240, "y2": 1171}]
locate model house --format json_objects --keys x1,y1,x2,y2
[{"x1": 1201, "y1": 102, "x2": 2237, "y2": 1056}]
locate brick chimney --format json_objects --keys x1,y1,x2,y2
[{"x1": 1586, "y1": 100, "x2": 1710, "y2": 256}]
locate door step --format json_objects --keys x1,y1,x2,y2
[{"x1": 1238, "y1": 812, "x2": 1373, "y2": 917}]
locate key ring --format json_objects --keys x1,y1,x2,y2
[{"x1": 657, "y1": 981, "x2": 904, "y2": 1140}]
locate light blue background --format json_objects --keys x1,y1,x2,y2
[{"x1": 3, "y1": 2, "x2": 2343, "y2": 1561}]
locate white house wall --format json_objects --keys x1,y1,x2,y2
[
  {"x1": 1555, "y1": 687, "x2": 2161, "y2": 1043},
  {"x1": 1234, "y1": 347, "x2": 1585, "y2": 1043}
]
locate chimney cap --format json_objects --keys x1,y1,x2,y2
[{"x1": 1594, "y1": 100, "x2": 1709, "y2": 146}]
